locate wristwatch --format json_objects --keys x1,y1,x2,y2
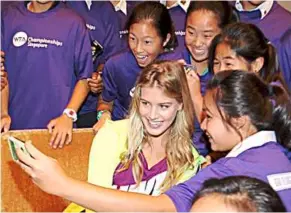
[{"x1": 63, "y1": 108, "x2": 77, "y2": 122}]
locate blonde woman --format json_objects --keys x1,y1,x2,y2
[{"x1": 19, "y1": 61, "x2": 205, "y2": 212}]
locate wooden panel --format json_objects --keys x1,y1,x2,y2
[{"x1": 1, "y1": 129, "x2": 94, "y2": 212}]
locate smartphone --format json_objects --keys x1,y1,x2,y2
[
  {"x1": 8, "y1": 136, "x2": 30, "y2": 161},
  {"x1": 91, "y1": 40, "x2": 103, "y2": 63}
]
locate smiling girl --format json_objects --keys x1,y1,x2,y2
[
  {"x1": 93, "y1": 2, "x2": 181, "y2": 133},
  {"x1": 182, "y1": 1, "x2": 238, "y2": 155}
]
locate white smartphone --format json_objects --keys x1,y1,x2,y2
[{"x1": 7, "y1": 136, "x2": 30, "y2": 161}]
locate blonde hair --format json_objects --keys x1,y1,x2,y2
[{"x1": 119, "y1": 61, "x2": 195, "y2": 192}]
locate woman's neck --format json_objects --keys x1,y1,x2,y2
[
  {"x1": 241, "y1": 1, "x2": 262, "y2": 11},
  {"x1": 142, "y1": 136, "x2": 167, "y2": 169},
  {"x1": 28, "y1": 1, "x2": 54, "y2": 13},
  {"x1": 191, "y1": 57, "x2": 208, "y2": 75},
  {"x1": 166, "y1": 1, "x2": 177, "y2": 8}
]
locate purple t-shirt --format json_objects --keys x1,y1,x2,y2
[
  {"x1": 168, "y1": 5, "x2": 186, "y2": 51},
  {"x1": 237, "y1": 1, "x2": 291, "y2": 89},
  {"x1": 113, "y1": 152, "x2": 167, "y2": 196},
  {"x1": 115, "y1": 1, "x2": 137, "y2": 42},
  {"x1": 181, "y1": 49, "x2": 213, "y2": 156},
  {"x1": 101, "y1": 49, "x2": 182, "y2": 120},
  {"x1": 165, "y1": 141, "x2": 291, "y2": 211},
  {"x1": 278, "y1": 29, "x2": 291, "y2": 90},
  {"x1": 1, "y1": 2, "x2": 93, "y2": 129},
  {"x1": 66, "y1": 1, "x2": 125, "y2": 115}
]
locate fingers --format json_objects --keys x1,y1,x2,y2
[
  {"x1": 17, "y1": 160, "x2": 34, "y2": 177},
  {"x1": 25, "y1": 141, "x2": 46, "y2": 160},
  {"x1": 52, "y1": 130, "x2": 63, "y2": 149},
  {"x1": 177, "y1": 59, "x2": 186, "y2": 65},
  {"x1": 47, "y1": 116, "x2": 73, "y2": 149},
  {"x1": 58, "y1": 132, "x2": 67, "y2": 149},
  {"x1": 91, "y1": 72, "x2": 99, "y2": 79},
  {"x1": 187, "y1": 70, "x2": 199, "y2": 79},
  {"x1": 65, "y1": 131, "x2": 72, "y2": 145},
  {"x1": 47, "y1": 119, "x2": 60, "y2": 148},
  {"x1": 88, "y1": 76, "x2": 103, "y2": 93},
  {"x1": 205, "y1": 155, "x2": 212, "y2": 163},
  {"x1": 16, "y1": 146, "x2": 35, "y2": 168},
  {"x1": 93, "y1": 118, "x2": 106, "y2": 134},
  {"x1": 1, "y1": 117, "x2": 11, "y2": 133},
  {"x1": 93, "y1": 122, "x2": 101, "y2": 134},
  {"x1": 47, "y1": 119, "x2": 56, "y2": 134}
]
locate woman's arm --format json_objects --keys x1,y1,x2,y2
[
  {"x1": 16, "y1": 142, "x2": 176, "y2": 212},
  {"x1": 62, "y1": 178, "x2": 175, "y2": 212}
]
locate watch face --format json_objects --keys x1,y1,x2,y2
[{"x1": 63, "y1": 109, "x2": 77, "y2": 122}]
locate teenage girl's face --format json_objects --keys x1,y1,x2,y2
[
  {"x1": 185, "y1": 10, "x2": 221, "y2": 63},
  {"x1": 201, "y1": 90, "x2": 240, "y2": 152},
  {"x1": 213, "y1": 42, "x2": 251, "y2": 73},
  {"x1": 139, "y1": 85, "x2": 182, "y2": 139},
  {"x1": 129, "y1": 21, "x2": 165, "y2": 68}
]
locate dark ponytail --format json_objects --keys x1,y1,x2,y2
[
  {"x1": 269, "y1": 82, "x2": 291, "y2": 150},
  {"x1": 207, "y1": 70, "x2": 291, "y2": 150}
]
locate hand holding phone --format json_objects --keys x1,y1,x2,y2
[{"x1": 8, "y1": 136, "x2": 31, "y2": 161}]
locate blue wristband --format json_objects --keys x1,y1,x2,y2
[{"x1": 96, "y1": 110, "x2": 110, "y2": 121}]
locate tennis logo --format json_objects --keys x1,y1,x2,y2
[{"x1": 13, "y1": 31, "x2": 28, "y2": 47}]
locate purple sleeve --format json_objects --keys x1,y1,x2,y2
[
  {"x1": 74, "y1": 20, "x2": 93, "y2": 80},
  {"x1": 1, "y1": 15, "x2": 4, "y2": 51},
  {"x1": 164, "y1": 161, "x2": 234, "y2": 212},
  {"x1": 99, "y1": 17, "x2": 122, "y2": 64},
  {"x1": 101, "y1": 60, "x2": 118, "y2": 102},
  {"x1": 278, "y1": 30, "x2": 291, "y2": 90}
]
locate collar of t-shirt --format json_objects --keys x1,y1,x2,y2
[
  {"x1": 160, "y1": 0, "x2": 191, "y2": 12},
  {"x1": 114, "y1": 0, "x2": 127, "y2": 15},
  {"x1": 235, "y1": 0, "x2": 274, "y2": 20},
  {"x1": 85, "y1": 0, "x2": 92, "y2": 10},
  {"x1": 226, "y1": 131, "x2": 277, "y2": 158}
]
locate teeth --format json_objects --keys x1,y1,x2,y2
[
  {"x1": 136, "y1": 55, "x2": 147, "y2": 60},
  {"x1": 148, "y1": 120, "x2": 162, "y2": 128},
  {"x1": 194, "y1": 49, "x2": 204, "y2": 54}
]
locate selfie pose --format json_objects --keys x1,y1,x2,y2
[{"x1": 16, "y1": 69, "x2": 291, "y2": 211}]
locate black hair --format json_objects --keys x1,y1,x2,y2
[
  {"x1": 208, "y1": 23, "x2": 288, "y2": 91},
  {"x1": 186, "y1": 1, "x2": 239, "y2": 29},
  {"x1": 207, "y1": 70, "x2": 291, "y2": 150},
  {"x1": 193, "y1": 176, "x2": 286, "y2": 212},
  {"x1": 125, "y1": 1, "x2": 177, "y2": 51}
]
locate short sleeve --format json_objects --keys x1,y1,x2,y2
[
  {"x1": 73, "y1": 19, "x2": 93, "y2": 80},
  {"x1": 164, "y1": 161, "x2": 234, "y2": 212},
  {"x1": 101, "y1": 59, "x2": 118, "y2": 102},
  {"x1": 278, "y1": 29, "x2": 291, "y2": 90}
]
